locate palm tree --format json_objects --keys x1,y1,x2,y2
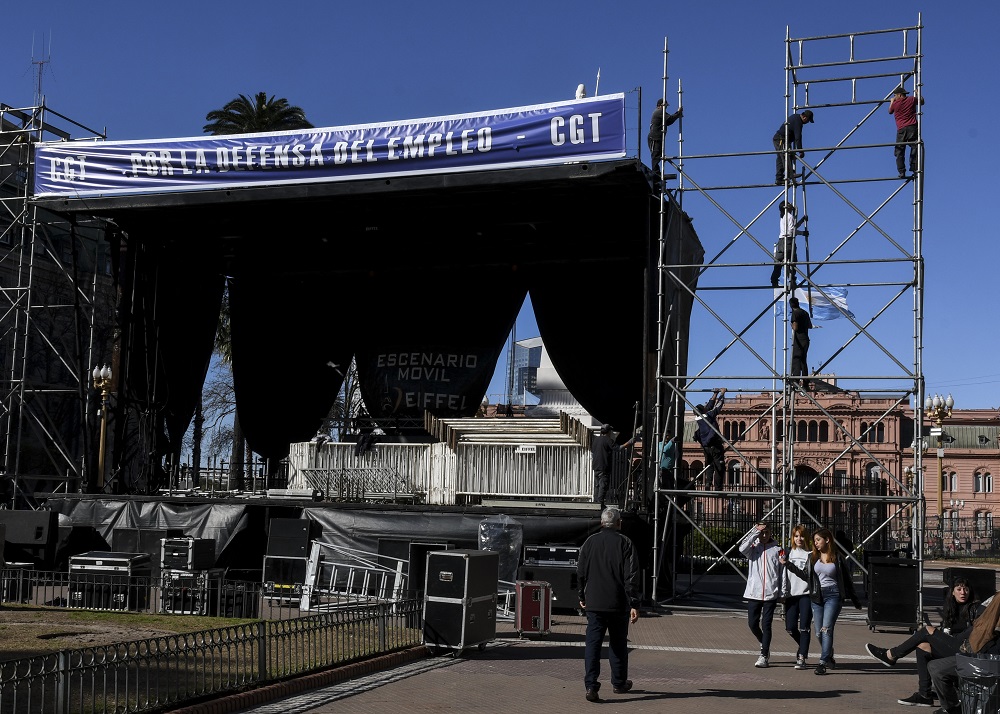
[
  {"x1": 199, "y1": 93, "x2": 314, "y2": 489},
  {"x1": 203, "y1": 92, "x2": 313, "y2": 135}
]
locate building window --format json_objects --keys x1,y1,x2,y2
[
  {"x1": 976, "y1": 511, "x2": 989, "y2": 537},
  {"x1": 724, "y1": 420, "x2": 747, "y2": 443},
  {"x1": 860, "y1": 421, "x2": 869, "y2": 443},
  {"x1": 808, "y1": 420, "x2": 818, "y2": 442},
  {"x1": 797, "y1": 420, "x2": 807, "y2": 442},
  {"x1": 975, "y1": 471, "x2": 993, "y2": 494},
  {"x1": 942, "y1": 471, "x2": 957, "y2": 493},
  {"x1": 944, "y1": 510, "x2": 959, "y2": 533},
  {"x1": 727, "y1": 460, "x2": 741, "y2": 487},
  {"x1": 834, "y1": 469, "x2": 847, "y2": 489},
  {"x1": 819, "y1": 421, "x2": 829, "y2": 442}
]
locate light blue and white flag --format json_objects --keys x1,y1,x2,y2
[{"x1": 774, "y1": 287, "x2": 855, "y2": 321}]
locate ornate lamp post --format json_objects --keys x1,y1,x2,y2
[
  {"x1": 924, "y1": 392, "x2": 954, "y2": 557},
  {"x1": 92, "y1": 364, "x2": 113, "y2": 491}
]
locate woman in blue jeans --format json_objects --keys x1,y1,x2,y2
[{"x1": 783, "y1": 527, "x2": 861, "y2": 674}]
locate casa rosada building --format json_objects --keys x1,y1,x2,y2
[{"x1": 680, "y1": 390, "x2": 999, "y2": 532}]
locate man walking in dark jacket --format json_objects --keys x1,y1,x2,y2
[
  {"x1": 773, "y1": 109, "x2": 814, "y2": 184},
  {"x1": 578, "y1": 506, "x2": 639, "y2": 703}
]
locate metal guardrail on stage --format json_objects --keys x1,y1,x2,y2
[{"x1": 300, "y1": 466, "x2": 423, "y2": 503}]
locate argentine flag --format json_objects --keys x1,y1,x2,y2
[{"x1": 774, "y1": 287, "x2": 855, "y2": 321}]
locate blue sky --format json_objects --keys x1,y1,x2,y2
[{"x1": 3, "y1": 2, "x2": 997, "y2": 410}]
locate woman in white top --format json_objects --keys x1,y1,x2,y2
[{"x1": 782, "y1": 524, "x2": 813, "y2": 670}]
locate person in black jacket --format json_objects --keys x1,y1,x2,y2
[
  {"x1": 578, "y1": 506, "x2": 639, "y2": 703},
  {"x1": 781, "y1": 527, "x2": 861, "y2": 674},
  {"x1": 865, "y1": 577, "x2": 981, "y2": 707},
  {"x1": 694, "y1": 388, "x2": 726, "y2": 490},
  {"x1": 773, "y1": 109, "x2": 814, "y2": 184},
  {"x1": 591, "y1": 424, "x2": 631, "y2": 508},
  {"x1": 648, "y1": 98, "x2": 682, "y2": 172}
]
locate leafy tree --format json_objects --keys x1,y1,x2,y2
[{"x1": 203, "y1": 92, "x2": 313, "y2": 135}]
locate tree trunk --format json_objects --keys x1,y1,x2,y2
[{"x1": 230, "y1": 412, "x2": 245, "y2": 490}]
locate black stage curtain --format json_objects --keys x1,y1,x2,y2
[
  {"x1": 229, "y1": 269, "x2": 354, "y2": 460},
  {"x1": 115, "y1": 233, "x2": 225, "y2": 477}
]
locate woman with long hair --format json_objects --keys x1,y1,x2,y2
[
  {"x1": 865, "y1": 577, "x2": 980, "y2": 706},
  {"x1": 783, "y1": 527, "x2": 861, "y2": 674},
  {"x1": 782, "y1": 524, "x2": 813, "y2": 669}
]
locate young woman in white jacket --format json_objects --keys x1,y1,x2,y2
[
  {"x1": 740, "y1": 522, "x2": 785, "y2": 668},
  {"x1": 782, "y1": 524, "x2": 813, "y2": 670}
]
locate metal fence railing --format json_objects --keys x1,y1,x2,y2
[{"x1": 0, "y1": 587, "x2": 423, "y2": 714}]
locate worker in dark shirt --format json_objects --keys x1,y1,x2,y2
[
  {"x1": 694, "y1": 388, "x2": 726, "y2": 490},
  {"x1": 578, "y1": 505, "x2": 639, "y2": 703},
  {"x1": 647, "y1": 98, "x2": 682, "y2": 172},
  {"x1": 773, "y1": 109, "x2": 814, "y2": 185},
  {"x1": 789, "y1": 296, "x2": 813, "y2": 383}
]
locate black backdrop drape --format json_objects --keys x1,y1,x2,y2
[{"x1": 92, "y1": 161, "x2": 682, "y2": 467}]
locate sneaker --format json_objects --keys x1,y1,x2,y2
[
  {"x1": 795, "y1": 656, "x2": 807, "y2": 670},
  {"x1": 754, "y1": 655, "x2": 769, "y2": 668},
  {"x1": 775, "y1": 178, "x2": 784, "y2": 185},
  {"x1": 866, "y1": 643, "x2": 895, "y2": 667},
  {"x1": 897, "y1": 692, "x2": 934, "y2": 707},
  {"x1": 586, "y1": 688, "x2": 600, "y2": 703},
  {"x1": 814, "y1": 662, "x2": 828, "y2": 675},
  {"x1": 898, "y1": 172, "x2": 907, "y2": 179},
  {"x1": 613, "y1": 680, "x2": 633, "y2": 694}
]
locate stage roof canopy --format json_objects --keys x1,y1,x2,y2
[{"x1": 32, "y1": 95, "x2": 696, "y2": 462}]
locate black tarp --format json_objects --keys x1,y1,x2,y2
[{"x1": 42, "y1": 497, "x2": 648, "y2": 573}]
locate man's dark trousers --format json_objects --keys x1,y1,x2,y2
[
  {"x1": 702, "y1": 439, "x2": 726, "y2": 489},
  {"x1": 584, "y1": 610, "x2": 630, "y2": 691},
  {"x1": 895, "y1": 124, "x2": 918, "y2": 174},
  {"x1": 594, "y1": 469, "x2": 610, "y2": 505}
]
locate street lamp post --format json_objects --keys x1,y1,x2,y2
[
  {"x1": 924, "y1": 392, "x2": 954, "y2": 558},
  {"x1": 92, "y1": 364, "x2": 113, "y2": 492}
]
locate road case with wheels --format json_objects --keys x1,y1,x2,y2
[{"x1": 423, "y1": 549, "x2": 498, "y2": 653}]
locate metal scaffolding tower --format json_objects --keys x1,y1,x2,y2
[
  {"x1": 0, "y1": 101, "x2": 113, "y2": 505},
  {"x1": 652, "y1": 17, "x2": 926, "y2": 610}
]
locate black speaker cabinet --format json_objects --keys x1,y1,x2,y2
[
  {"x1": 0, "y1": 510, "x2": 57, "y2": 567},
  {"x1": 867, "y1": 557, "x2": 919, "y2": 632},
  {"x1": 943, "y1": 566, "x2": 997, "y2": 600},
  {"x1": 517, "y1": 564, "x2": 580, "y2": 612},
  {"x1": 112, "y1": 528, "x2": 183, "y2": 576},
  {"x1": 423, "y1": 549, "x2": 498, "y2": 652},
  {"x1": 377, "y1": 538, "x2": 452, "y2": 595},
  {"x1": 266, "y1": 518, "x2": 314, "y2": 557}
]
